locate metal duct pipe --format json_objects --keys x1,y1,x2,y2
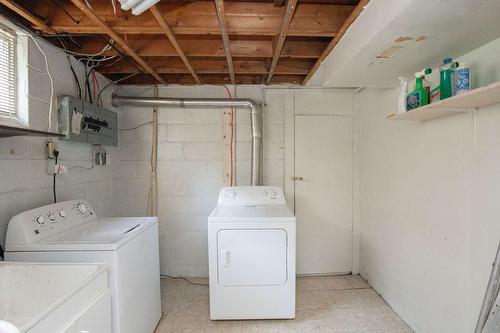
[{"x1": 112, "y1": 95, "x2": 262, "y2": 186}]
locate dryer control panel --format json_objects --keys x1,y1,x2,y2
[
  {"x1": 218, "y1": 186, "x2": 285, "y2": 206},
  {"x1": 5, "y1": 200, "x2": 96, "y2": 245}
]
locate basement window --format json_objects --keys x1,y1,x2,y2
[{"x1": 0, "y1": 20, "x2": 28, "y2": 126}]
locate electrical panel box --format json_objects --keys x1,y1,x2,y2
[{"x1": 58, "y1": 96, "x2": 118, "y2": 146}]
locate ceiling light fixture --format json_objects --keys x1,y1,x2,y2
[{"x1": 118, "y1": 0, "x2": 160, "y2": 15}]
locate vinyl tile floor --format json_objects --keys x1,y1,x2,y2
[{"x1": 155, "y1": 275, "x2": 413, "y2": 332}]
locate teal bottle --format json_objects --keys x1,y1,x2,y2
[{"x1": 439, "y1": 58, "x2": 456, "y2": 99}]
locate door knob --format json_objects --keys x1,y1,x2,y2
[{"x1": 291, "y1": 176, "x2": 304, "y2": 181}]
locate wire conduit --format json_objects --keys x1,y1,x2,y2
[{"x1": 112, "y1": 94, "x2": 262, "y2": 185}]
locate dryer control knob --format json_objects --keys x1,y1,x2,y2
[
  {"x1": 227, "y1": 189, "x2": 236, "y2": 198},
  {"x1": 77, "y1": 203, "x2": 88, "y2": 214},
  {"x1": 48, "y1": 214, "x2": 56, "y2": 221},
  {"x1": 36, "y1": 216, "x2": 45, "y2": 224},
  {"x1": 58, "y1": 210, "x2": 66, "y2": 218}
]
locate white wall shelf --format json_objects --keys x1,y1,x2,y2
[{"x1": 387, "y1": 81, "x2": 500, "y2": 121}]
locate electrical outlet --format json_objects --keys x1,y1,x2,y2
[
  {"x1": 46, "y1": 141, "x2": 59, "y2": 159},
  {"x1": 47, "y1": 160, "x2": 67, "y2": 175}
]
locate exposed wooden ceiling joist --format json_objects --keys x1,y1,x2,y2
[
  {"x1": 68, "y1": 0, "x2": 165, "y2": 83},
  {"x1": 149, "y1": 5, "x2": 200, "y2": 84},
  {"x1": 106, "y1": 73, "x2": 305, "y2": 85},
  {"x1": 97, "y1": 57, "x2": 314, "y2": 75},
  {"x1": 65, "y1": 36, "x2": 329, "y2": 59},
  {"x1": 0, "y1": 0, "x2": 55, "y2": 34},
  {"x1": 214, "y1": 0, "x2": 235, "y2": 84},
  {"x1": 2, "y1": 0, "x2": 362, "y2": 85},
  {"x1": 266, "y1": 0, "x2": 298, "y2": 84},
  {"x1": 24, "y1": 1, "x2": 353, "y2": 38},
  {"x1": 302, "y1": 0, "x2": 368, "y2": 84}
]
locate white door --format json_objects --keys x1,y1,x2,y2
[
  {"x1": 294, "y1": 115, "x2": 353, "y2": 274},
  {"x1": 217, "y1": 229, "x2": 287, "y2": 286}
]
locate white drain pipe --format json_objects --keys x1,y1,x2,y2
[{"x1": 112, "y1": 95, "x2": 262, "y2": 186}]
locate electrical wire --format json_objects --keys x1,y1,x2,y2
[
  {"x1": 50, "y1": 0, "x2": 80, "y2": 24},
  {"x1": 96, "y1": 72, "x2": 141, "y2": 101},
  {"x1": 96, "y1": 36, "x2": 144, "y2": 73},
  {"x1": 111, "y1": 0, "x2": 118, "y2": 16},
  {"x1": 84, "y1": 65, "x2": 93, "y2": 103},
  {"x1": 68, "y1": 147, "x2": 96, "y2": 171},
  {"x1": 53, "y1": 150, "x2": 59, "y2": 203},
  {"x1": 160, "y1": 275, "x2": 209, "y2": 287},
  {"x1": 26, "y1": 34, "x2": 54, "y2": 133},
  {"x1": 119, "y1": 121, "x2": 154, "y2": 131},
  {"x1": 62, "y1": 43, "x2": 113, "y2": 57},
  {"x1": 68, "y1": 56, "x2": 82, "y2": 99},
  {"x1": 84, "y1": 0, "x2": 93, "y2": 9}
]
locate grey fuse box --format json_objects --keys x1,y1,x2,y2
[{"x1": 58, "y1": 96, "x2": 118, "y2": 146}]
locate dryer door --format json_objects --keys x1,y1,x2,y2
[{"x1": 217, "y1": 229, "x2": 287, "y2": 286}]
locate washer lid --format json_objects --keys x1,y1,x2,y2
[
  {"x1": 208, "y1": 205, "x2": 295, "y2": 223},
  {"x1": 7, "y1": 217, "x2": 158, "y2": 252}
]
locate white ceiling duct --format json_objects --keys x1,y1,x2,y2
[{"x1": 118, "y1": 0, "x2": 160, "y2": 15}]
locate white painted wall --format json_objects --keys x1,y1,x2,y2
[
  {"x1": 0, "y1": 36, "x2": 117, "y2": 248},
  {"x1": 357, "y1": 36, "x2": 500, "y2": 332}
]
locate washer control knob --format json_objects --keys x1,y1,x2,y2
[
  {"x1": 77, "y1": 203, "x2": 88, "y2": 214},
  {"x1": 58, "y1": 210, "x2": 66, "y2": 218},
  {"x1": 228, "y1": 189, "x2": 236, "y2": 198},
  {"x1": 48, "y1": 214, "x2": 56, "y2": 221},
  {"x1": 36, "y1": 216, "x2": 45, "y2": 224},
  {"x1": 262, "y1": 189, "x2": 269, "y2": 196},
  {"x1": 270, "y1": 190, "x2": 277, "y2": 197}
]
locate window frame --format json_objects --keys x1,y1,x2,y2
[{"x1": 0, "y1": 17, "x2": 28, "y2": 127}]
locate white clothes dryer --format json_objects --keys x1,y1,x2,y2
[{"x1": 208, "y1": 186, "x2": 296, "y2": 320}]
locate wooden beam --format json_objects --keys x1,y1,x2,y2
[
  {"x1": 149, "y1": 5, "x2": 200, "y2": 84},
  {"x1": 68, "y1": 0, "x2": 164, "y2": 83},
  {"x1": 105, "y1": 73, "x2": 263, "y2": 85},
  {"x1": 266, "y1": 0, "x2": 297, "y2": 84},
  {"x1": 33, "y1": 1, "x2": 353, "y2": 37},
  {"x1": 98, "y1": 57, "x2": 313, "y2": 75},
  {"x1": 274, "y1": 0, "x2": 286, "y2": 7},
  {"x1": 0, "y1": 0, "x2": 56, "y2": 34},
  {"x1": 302, "y1": 0, "x2": 369, "y2": 84},
  {"x1": 269, "y1": 74, "x2": 304, "y2": 84},
  {"x1": 214, "y1": 0, "x2": 235, "y2": 84},
  {"x1": 69, "y1": 36, "x2": 328, "y2": 59}
]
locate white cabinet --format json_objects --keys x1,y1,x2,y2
[
  {"x1": 61, "y1": 322, "x2": 77, "y2": 333},
  {"x1": 31, "y1": 290, "x2": 112, "y2": 333},
  {"x1": 76, "y1": 290, "x2": 112, "y2": 333},
  {"x1": 56, "y1": 289, "x2": 111, "y2": 333}
]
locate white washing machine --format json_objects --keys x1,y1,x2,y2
[
  {"x1": 208, "y1": 186, "x2": 296, "y2": 320},
  {"x1": 4, "y1": 199, "x2": 162, "y2": 333}
]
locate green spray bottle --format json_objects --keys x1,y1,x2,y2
[
  {"x1": 439, "y1": 57, "x2": 456, "y2": 99},
  {"x1": 406, "y1": 68, "x2": 431, "y2": 110}
]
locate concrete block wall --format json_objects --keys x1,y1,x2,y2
[
  {"x1": 0, "y1": 36, "x2": 117, "y2": 248},
  {"x1": 114, "y1": 85, "x2": 287, "y2": 276}
]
